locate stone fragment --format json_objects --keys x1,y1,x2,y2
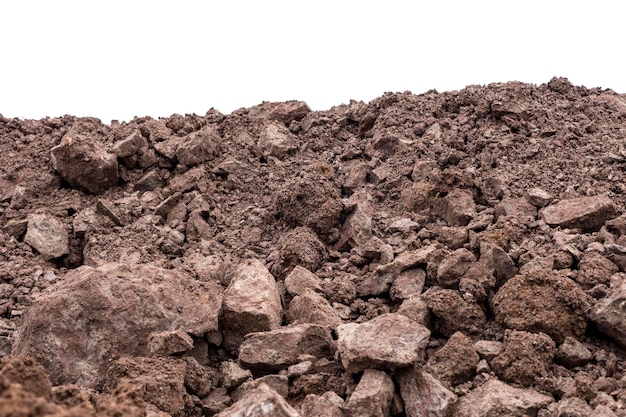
[
  {"x1": 388, "y1": 218, "x2": 420, "y2": 233},
  {"x1": 374, "y1": 244, "x2": 439, "y2": 278},
  {"x1": 449, "y1": 379, "x2": 552, "y2": 416},
  {"x1": 104, "y1": 356, "x2": 189, "y2": 417},
  {"x1": 589, "y1": 277, "x2": 626, "y2": 346},
  {"x1": 51, "y1": 132, "x2": 119, "y2": 194},
  {"x1": 495, "y1": 197, "x2": 537, "y2": 220},
  {"x1": 396, "y1": 366, "x2": 457, "y2": 417},
  {"x1": 272, "y1": 227, "x2": 328, "y2": 278},
  {"x1": 23, "y1": 214, "x2": 69, "y2": 260},
  {"x1": 556, "y1": 336, "x2": 592, "y2": 368},
  {"x1": 335, "y1": 204, "x2": 373, "y2": 251},
  {"x1": 422, "y1": 287, "x2": 486, "y2": 337},
  {"x1": 285, "y1": 265, "x2": 323, "y2": 296},
  {"x1": 135, "y1": 169, "x2": 166, "y2": 191},
  {"x1": 576, "y1": 251, "x2": 619, "y2": 289},
  {"x1": 201, "y1": 388, "x2": 232, "y2": 415},
  {"x1": 479, "y1": 241, "x2": 516, "y2": 286},
  {"x1": 397, "y1": 295, "x2": 430, "y2": 327},
  {"x1": 176, "y1": 126, "x2": 221, "y2": 166},
  {"x1": 260, "y1": 121, "x2": 298, "y2": 159},
  {"x1": 232, "y1": 375, "x2": 290, "y2": 402},
  {"x1": 223, "y1": 259, "x2": 283, "y2": 352},
  {"x1": 238, "y1": 324, "x2": 335, "y2": 372},
  {"x1": 435, "y1": 226, "x2": 469, "y2": 249},
  {"x1": 491, "y1": 330, "x2": 556, "y2": 386},
  {"x1": 492, "y1": 271, "x2": 590, "y2": 343},
  {"x1": 299, "y1": 392, "x2": 344, "y2": 417},
  {"x1": 287, "y1": 361, "x2": 313, "y2": 378},
  {"x1": 12, "y1": 263, "x2": 222, "y2": 389},
  {"x1": 344, "y1": 369, "x2": 395, "y2": 417},
  {"x1": 541, "y1": 195, "x2": 617, "y2": 232},
  {"x1": 287, "y1": 290, "x2": 342, "y2": 329},
  {"x1": 222, "y1": 384, "x2": 296, "y2": 417},
  {"x1": 249, "y1": 100, "x2": 311, "y2": 124},
  {"x1": 436, "y1": 248, "x2": 476, "y2": 288},
  {"x1": 112, "y1": 130, "x2": 148, "y2": 158},
  {"x1": 2, "y1": 218, "x2": 28, "y2": 239},
  {"x1": 220, "y1": 361, "x2": 252, "y2": 390},
  {"x1": 148, "y1": 329, "x2": 194, "y2": 355},
  {"x1": 336, "y1": 313, "x2": 430, "y2": 373},
  {"x1": 553, "y1": 397, "x2": 593, "y2": 417},
  {"x1": 184, "y1": 356, "x2": 217, "y2": 398},
  {"x1": 390, "y1": 268, "x2": 426, "y2": 301},
  {"x1": 426, "y1": 331, "x2": 479, "y2": 386},
  {"x1": 526, "y1": 188, "x2": 553, "y2": 207},
  {"x1": 441, "y1": 188, "x2": 476, "y2": 226},
  {"x1": 473, "y1": 340, "x2": 503, "y2": 360}
]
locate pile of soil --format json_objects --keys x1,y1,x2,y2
[{"x1": 2, "y1": 77, "x2": 626, "y2": 416}]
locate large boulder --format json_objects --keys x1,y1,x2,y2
[{"x1": 12, "y1": 263, "x2": 222, "y2": 389}]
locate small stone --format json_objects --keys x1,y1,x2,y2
[
  {"x1": 589, "y1": 277, "x2": 626, "y2": 346},
  {"x1": 148, "y1": 329, "x2": 194, "y2": 355},
  {"x1": 476, "y1": 359, "x2": 491, "y2": 374},
  {"x1": 285, "y1": 266, "x2": 323, "y2": 296},
  {"x1": 553, "y1": 397, "x2": 593, "y2": 417},
  {"x1": 112, "y1": 130, "x2": 148, "y2": 158},
  {"x1": 436, "y1": 248, "x2": 476, "y2": 288},
  {"x1": 396, "y1": 366, "x2": 457, "y2": 417},
  {"x1": 24, "y1": 214, "x2": 69, "y2": 260},
  {"x1": 248, "y1": 100, "x2": 311, "y2": 124},
  {"x1": 495, "y1": 197, "x2": 537, "y2": 220},
  {"x1": 335, "y1": 204, "x2": 373, "y2": 251},
  {"x1": 397, "y1": 295, "x2": 430, "y2": 327},
  {"x1": 201, "y1": 388, "x2": 232, "y2": 415},
  {"x1": 541, "y1": 195, "x2": 617, "y2": 232},
  {"x1": 232, "y1": 375, "x2": 289, "y2": 402},
  {"x1": 479, "y1": 241, "x2": 516, "y2": 286},
  {"x1": 426, "y1": 331, "x2": 479, "y2": 386},
  {"x1": 216, "y1": 383, "x2": 299, "y2": 417},
  {"x1": 390, "y1": 268, "x2": 426, "y2": 301},
  {"x1": 176, "y1": 127, "x2": 221, "y2": 167},
  {"x1": 287, "y1": 289, "x2": 342, "y2": 329},
  {"x1": 344, "y1": 369, "x2": 395, "y2": 417},
  {"x1": 422, "y1": 287, "x2": 486, "y2": 337},
  {"x1": 287, "y1": 361, "x2": 313, "y2": 378},
  {"x1": 441, "y1": 188, "x2": 476, "y2": 226},
  {"x1": 219, "y1": 361, "x2": 252, "y2": 390},
  {"x1": 526, "y1": 188, "x2": 553, "y2": 207},
  {"x1": 259, "y1": 122, "x2": 297, "y2": 159},
  {"x1": 388, "y1": 218, "x2": 420, "y2": 233},
  {"x1": 473, "y1": 340, "x2": 503, "y2": 360},
  {"x1": 556, "y1": 337, "x2": 592, "y2": 368},
  {"x1": 299, "y1": 392, "x2": 344, "y2": 417},
  {"x1": 184, "y1": 356, "x2": 217, "y2": 398}
]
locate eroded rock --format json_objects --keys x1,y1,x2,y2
[{"x1": 541, "y1": 195, "x2": 617, "y2": 232}]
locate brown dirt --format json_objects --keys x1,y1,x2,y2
[{"x1": 3, "y1": 77, "x2": 626, "y2": 416}]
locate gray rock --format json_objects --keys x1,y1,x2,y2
[
  {"x1": 344, "y1": 369, "x2": 395, "y2": 417},
  {"x1": 541, "y1": 195, "x2": 617, "y2": 232},
  {"x1": 222, "y1": 259, "x2": 283, "y2": 352},
  {"x1": 396, "y1": 367, "x2": 457, "y2": 417},
  {"x1": 216, "y1": 383, "x2": 300, "y2": 417},
  {"x1": 24, "y1": 214, "x2": 69, "y2": 260},
  {"x1": 336, "y1": 313, "x2": 430, "y2": 373},
  {"x1": 473, "y1": 340, "x2": 503, "y2": 360}
]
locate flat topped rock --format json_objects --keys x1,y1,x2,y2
[
  {"x1": 540, "y1": 195, "x2": 617, "y2": 232},
  {"x1": 24, "y1": 214, "x2": 69, "y2": 260},
  {"x1": 336, "y1": 313, "x2": 430, "y2": 373}
]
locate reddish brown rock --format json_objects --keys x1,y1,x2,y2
[
  {"x1": 147, "y1": 329, "x2": 194, "y2": 356},
  {"x1": 492, "y1": 270, "x2": 589, "y2": 343},
  {"x1": 540, "y1": 195, "x2": 617, "y2": 232},
  {"x1": 589, "y1": 277, "x2": 626, "y2": 346},
  {"x1": 51, "y1": 131, "x2": 119, "y2": 194},
  {"x1": 299, "y1": 392, "x2": 344, "y2": 417},
  {"x1": 335, "y1": 204, "x2": 373, "y2": 251},
  {"x1": 272, "y1": 227, "x2": 328, "y2": 278},
  {"x1": 397, "y1": 295, "x2": 430, "y2": 327},
  {"x1": 223, "y1": 259, "x2": 283, "y2": 353},
  {"x1": 479, "y1": 241, "x2": 516, "y2": 286},
  {"x1": 12, "y1": 263, "x2": 222, "y2": 389},
  {"x1": 284, "y1": 265, "x2": 323, "y2": 296},
  {"x1": 576, "y1": 251, "x2": 619, "y2": 289},
  {"x1": 396, "y1": 366, "x2": 457, "y2": 417},
  {"x1": 238, "y1": 324, "x2": 336, "y2": 372},
  {"x1": 249, "y1": 100, "x2": 311, "y2": 124},
  {"x1": 260, "y1": 121, "x2": 298, "y2": 159},
  {"x1": 491, "y1": 330, "x2": 556, "y2": 386},
  {"x1": 287, "y1": 289, "x2": 342, "y2": 329},
  {"x1": 495, "y1": 197, "x2": 537, "y2": 220},
  {"x1": 441, "y1": 188, "x2": 476, "y2": 226},
  {"x1": 24, "y1": 214, "x2": 69, "y2": 260},
  {"x1": 422, "y1": 287, "x2": 486, "y2": 337},
  {"x1": 220, "y1": 361, "x2": 252, "y2": 390},
  {"x1": 216, "y1": 383, "x2": 300, "y2": 417},
  {"x1": 344, "y1": 369, "x2": 395, "y2": 417},
  {"x1": 556, "y1": 337, "x2": 592, "y2": 368},
  {"x1": 0, "y1": 356, "x2": 52, "y2": 399},
  {"x1": 426, "y1": 331, "x2": 479, "y2": 386},
  {"x1": 436, "y1": 248, "x2": 476, "y2": 288},
  {"x1": 175, "y1": 126, "x2": 221, "y2": 166},
  {"x1": 233, "y1": 374, "x2": 289, "y2": 401},
  {"x1": 449, "y1": 378, "x2": 552, "y2": 416},
  {"x1": 112, "y1": 130, "x2": 148, "y2": 158},
  {"x1": 336, "y1": 313, "x2": 430, "y2": 373},
  {"x1": 390, "y1": 268, "x2": 426, "y2": 301}
]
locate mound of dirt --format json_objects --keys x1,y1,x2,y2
[{"x1": 2, "y1": 78, "x2": 626, "y2": 416}]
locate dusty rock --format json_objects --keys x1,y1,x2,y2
[
  {"x1": 436, "y1": 248, "x2": 476, "y2": 288},
  {"x1": 335, "y1": 203, "x2": 373, "y2": 251},
  {"x1": 12, "y1": 263, "x2": 222, "y2": 389},
  {"x1": 336, "y1": 313, "x2": 430, "y2": 373},
  {"x1": 0, "y1": 356, "x2": 52, "y2": 399},
  {"x1": 422, "y1": 287, "x2": 486, "y2": 337},
  {"x1": 112, "y1": 130, "x2": 148, "y2": 158},
  {"x1": 425, "y1": 331, "x2": 479, "y2": 386},
  {"x1": 491, "y1": 330, "x2": 556, "y2": 386},
  {"x1": 441, "y1": 188, "x2": 476, "y2": 226},
  {"x1": 148, "y1": 329, "x2": 194, "y2": 356},
  {"x1": 232, "y1": 375, "x2": 289, "y2": 401},
  {"x1": 344, "y1": 369, "x2": 395, "y2": 417},
  {"x1": 272, "y1": 227, "x2": 328, "y2": 278},
  {"x1": 220, "y1": 361, "x2": 252, "y2": 390},
  {"x1": 556, "y1": 337, "x2": 593, "y2": 368},
  {"x1": 526, "y1": 187, "x2": 553, "y2": 207},
  {"x1": 478, "y1": 241, "x2": 516, "y2": 286},
  {"x1": 24, "y1": 214, "x2": 69, "y2": 260},
  {"x1": 449, "y1": 378, "x2": 552, "y2": 416},
  {"x1": 222, "y1": 258, "x2": 283, "y2": 352},
  {"x1": 249, "y1": 100, "x2": 311, "y2": 124},
  {"x1": 396, "y1": 366, "x2": 457, "y2": 417},
  {"x1": 540, "y1": 195, "x2": 617, "y2": 232},
  {"x1": 50, "y1": 131, "x2": 119, "y2": 194},
  {"x1": 495, "y1": 197, "x2": 537, "y2": 220},
  {"x1": 397, "y1": 295, "x2": 430, "y2": 327},
  {"x1": 287, "y1": 289, "x2": 342, "y2": 329},
  {"x1": 183, "y1": 356, "x2": 216, "y2": 398},
  {"x1": 216, "y1": 383, "x2": 300, "y2": 417},
  {"x1": 576, "y1": 251, "x2": 619, "y2": 289},
  {"x1": 553, "y1": 397, "x2": 593, "y2": 417},
  {"x1": 260, "y1": 121, "x2": 298, "y2": 159},
  {"x1": 201, "y1": 388, "x2": 232, "y2": 414},
  {"x1": 299, "y1": 392, "x2": 344, "y2": 417},
  {"x1": 492, "y1": 270, "x2": 590, "y2": 343},
  {"x1": 589, "y1": 277, "x2": 626, "y2": 346},
  {"x1": 389, "y1": 268, "x2": 426, "y2": 301},
  {"x1": 238, "y1": 324, "x2": 336, "y2": 372},
  {"x1": 175, "y1": 126, "x2": 221, "y2": 166},
  {"x1": 284, "y1": 265, "x2": 323, "y2": 296},
  {"x1": 473, "y1": 340, "x2": 504, "y2": 360}
]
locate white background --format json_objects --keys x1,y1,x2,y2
[{"x1": 1, "y1": 1, "x2": 624, "y2": 124}]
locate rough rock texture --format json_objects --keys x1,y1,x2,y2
[
  {"x1": 344, "y1": 369, "x2": 395, "y2": 417},
  {"x1": 223, "y1": 258, "x2": 283, "y2": 352},
  {"x1": 492, "y1": 270, "x2": 590, "y2": 343},
  {"x1": 5, "y1": 81, "x2": 626, "y2": 414},
  {"x1": 336, "y1": 313, "x2": 430, "y2": 373},
  {"x1": 24, "y1": 214, "x2": 70, "y2": 260},
  {"x1": 12, "y1": 263, "x2": 222, "y2": 388},
  {"x1": 215, "y1": 383, "x2": 300, "y2": 417}
]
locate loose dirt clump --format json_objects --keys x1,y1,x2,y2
[{"x1": 3, "y1": 79, "x2": 626, "y2": 416}]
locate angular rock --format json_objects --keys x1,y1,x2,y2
[
  {"x1": 222, "y1": 259, "x2": 283, "y2": 352},
  {"x1": 24, "y1": 214, "x2": 69, "y2": 260},
  {"x1": 287, "y1": 289, "x2": 342, "y2": 329},
  {"x1": 344, "y1": 369, "x2": 395, "y2": 417},
  {"x1": 388, "y1": 218, "x2": 420, "y2": 233},
  {"x1": 441, "y1": 188, "x2": 476, "y2": 226},
  {"x1": 495, "y1": 197, "x2": 537, "y2": 220},
  {"x1": 335, "y1": 204, "x2": 373, "y2": 251},
  {"x1": 299, "y1": 392, "x2": 344, "y2": 417},
  {"x1": 556, "y1": 336, "x2": 592, "y2": 368},
  {"x1": 374, "y1": 244, "x2": 439, "y2": 278},
  {"x1": 216, "y1": 383, "x2": 300, "y2": 417},
  {"x1": 396, "y1": 367, "x2": 457, "y2": 417},
  {"x1": 220, "y1": 361, "x2": 252, "y2": 390},
  {"x1": 260, "y1": 121, "x2": 298, "y2": 159},
  {"x1": 436, "y1": 248, "x2": 476, "y2": 288},
  {"x1": 232, "y1": 375, "x2": 289, "y2": 402},
  {"x1": 249, "y1": 100, "x2": 311, "y2": 124},
  {"x1": 336, "y1": 313, "x2": 430, "y2": 373},
  {"x1": 473, "y1": 340, "x2": 503, "y2": 361},
  {"x1": 390, "y1": 268, "x2": 426, "y2": 301},
  {"x1": 589, "y1": 277, "x2": 626, "y2": 346},
  {"x1": 449, "y1": 379, "x2": 552, "y2": 416},
  {"x1": 576, "y1": 251, "x2": 619, "y2": 289},
  {"x1": 201, "y1": 388, "x2": 232, "y2": 415},
  {"x1": 540, "y1": 195, "x2": 617, "y2": 232},
  {"x1": 553, "y1": 397, "x2": 593, "y2": 417},
  {"x1": 51, "y1": 132, "x2": 119, "y2": 194},
  {"x1": 491, "y1": 330, "x2": 556, "y2": 386},
  {"x1": 184, "y1": 356, "x2": 217, "y2": 398},
  {"x1": 272, "y1": 227, "x2": 328, "y2": 278},
  {"x1": 435, "y1": 226, "x2": 469, "y2": 249},
  {"x1": 397, "y1": 295, "x2": 430, "y2": 327},
  {"x1": 238, "y1": 324, "x2": 336, "y2": 372},
  {"x1": 175, "y1": 126, "x2": 221, "y2": 166},
  {"x1": 492, "y1": 270, "x2": 589, "y2": 343},
  {"x1": 526, "y1": 187, "x2": 553, "y2": 207},
  {"x1": 112, "y1": 130, "x2": 148, "y2": 158},
  {"x1": 147, "y1": 329, "x2": 194, "y2": 356},
  {"x1": 479, "y1": 241, "x2": 516, "y2": 286},
  {"x1": 426, "y1": 331, "x2": 479, "y2": 386},
  {"x1": 422, "y1": 287, "x2": 486, "y2": 337},
  {"x1": 285, "y1": 265, "x2": 323, "y2": 296},
  {"x1": 12, "y1": 263, "x2": 222, "y2": 389}
]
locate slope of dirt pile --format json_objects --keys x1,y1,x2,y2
[{"x1": 2, "y1": 77, "x2": 626, "y2": 416}]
